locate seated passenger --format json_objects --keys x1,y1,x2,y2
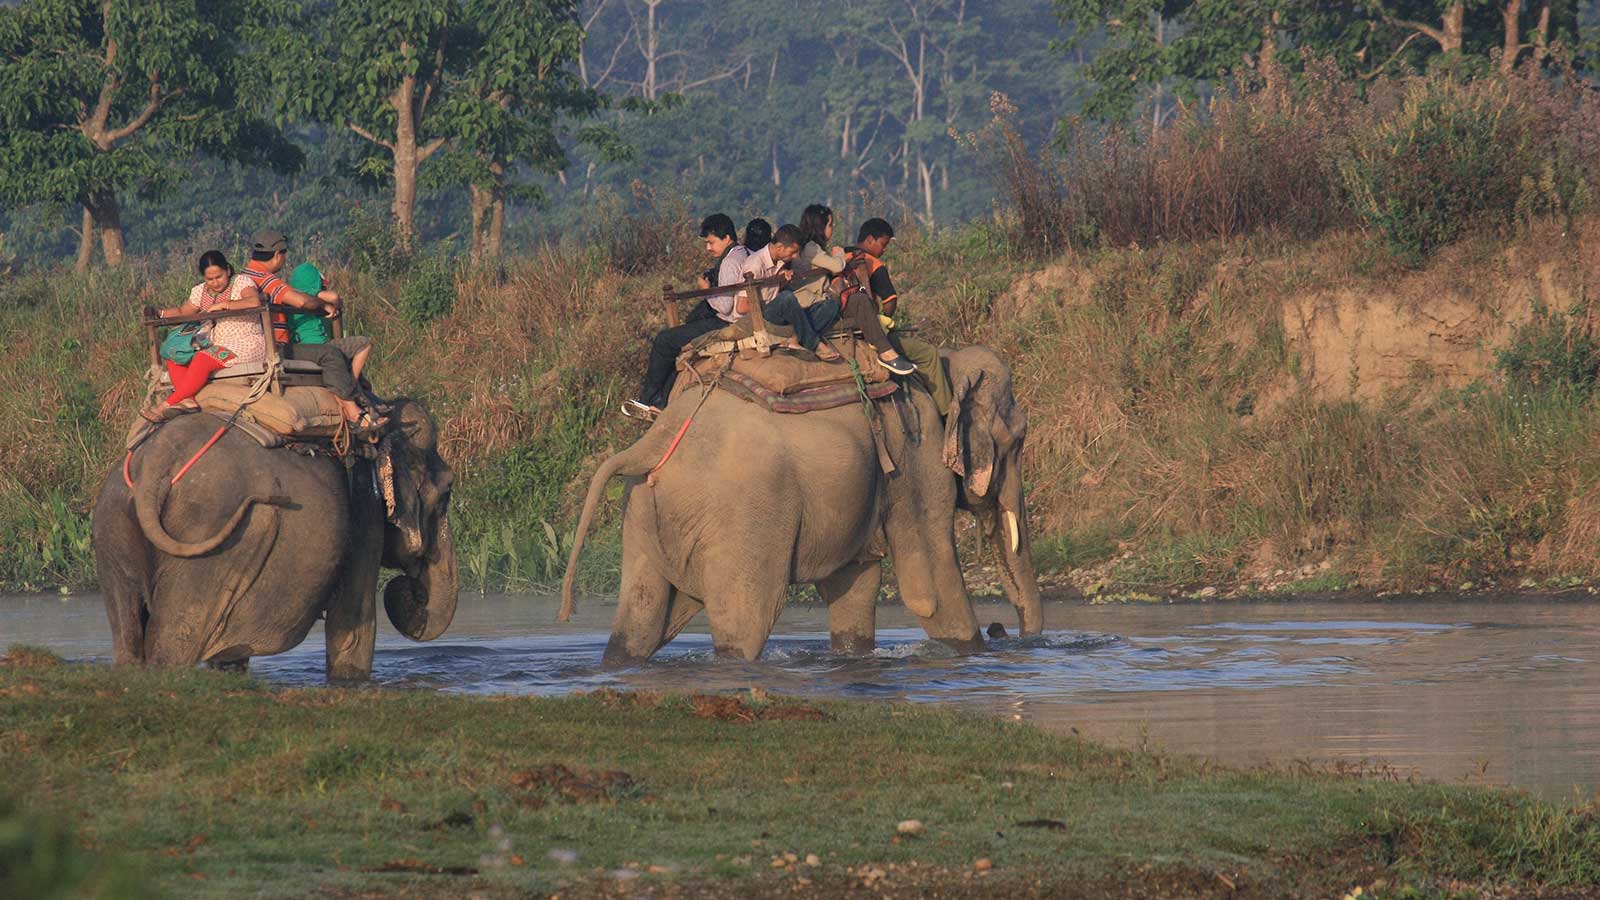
[
  {"x1": 792, "y1": 205, "x2": 914, "y2": 374},
  {"x1": 624, "y1": 214, "x2": 749, "y2": 419},
  {"x1": 146, "y1": 249, "x2": 266, "y2": 422},
  {"x1": 743, "y1": 217, "x2": 773, "y2": 254},
  {"x1": 733, "y1": 224, "x2": 827, "y2": 354},
  {"x1": 852, "y1": 217, "x2": 952, "y2": 408},
  {"x1": 241, "y1": 230, "x2": 383, "y2": 429},
  {"x1": 287, "y1": 262, "x2": 382, "y2": 410}
]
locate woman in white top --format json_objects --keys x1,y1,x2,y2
[
  {"x1": 144, "y1": 250, "x2": 265, "y2": 421},
  {"x1": 794, "y1": 205, "x2": 915, "y2": 374}
]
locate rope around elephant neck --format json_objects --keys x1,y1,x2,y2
[{"x1": 645, "y1": 377, "x2": 720, "y2": 487}]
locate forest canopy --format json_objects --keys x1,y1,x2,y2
[{"x1": 0, "y1": 0, "x2": 1594, "y2": 269}]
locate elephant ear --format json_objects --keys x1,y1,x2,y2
[{"x1": 942, "y1": 368, "x2": 997, "y2": 499}]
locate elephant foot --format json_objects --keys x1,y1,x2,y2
[
  {"x1": 933, "y1": 633, "x2": 985, "y2": 655},
  {"x1": 830, "y1": 632, "x2": 875, "y2": 656},
  {"x1": 207, "y1": 657, "x2": 250, "y2": 674}
]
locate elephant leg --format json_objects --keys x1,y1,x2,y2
[
  {"x1": 818, "y1": 561, "x2": 881, "y2": 655},
  {"x1": 704, "y1": 577, "x2": 786, "y2": 661},
  {"x1": 102, "y1": 573, "x2": 148, "y2": 665},
  {"x1": 652, "y1": 589, "x2": 705, "y2": 655},
  {"x1": 604, "y1": 554, "x2": 675, "y2": 667},
  {"x1": 327, "y1": 465, "x2": 382, "y2": 681}
]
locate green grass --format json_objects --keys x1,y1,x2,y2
[{"x1": 3, "y1": 651, "x2": 1599, "y2": 898}]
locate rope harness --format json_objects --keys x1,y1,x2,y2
[
  {"x1": 645, "y1": 364, "x2": 725, "y2": 487},
  {"x1": 123, "y1": 366, "x2": 279, "y2": 490}
]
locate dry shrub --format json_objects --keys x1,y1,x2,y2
[{"x1": 975, "y1": 61, "x2": 1600, "y2": 260}]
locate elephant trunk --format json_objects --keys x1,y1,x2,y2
[
  {"x1": 132, "y1": 459, "x2": 288, "y2": 558},
  {"x1": 990, "y1": 467, "x2": 1043, "y2": 635},
  {"x1": 384, "y1": 514, "x2": 459, "y2": 641},
  {"x1": 560, "y1": 443, "x2": 658, "y2": 622}
]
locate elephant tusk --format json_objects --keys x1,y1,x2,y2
[{"x1": 1005, "y1": 510, "x2": 1020, "y2": 555}]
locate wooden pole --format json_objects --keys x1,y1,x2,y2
[
  {"x1": 662, "y1": 283, "x2": 681, "y2": 327},
  {"x1": 743, "y1": 272, "x2": 770, "y2": 358}
]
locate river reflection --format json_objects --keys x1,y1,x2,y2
[{"x1": 4, "y1": 592, "x2": 1599, "y2": 802}]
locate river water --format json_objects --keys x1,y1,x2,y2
[{"x1": 5, "y1": 592, "x2": 1599, "y2": 802}]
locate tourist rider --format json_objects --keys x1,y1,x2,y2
[
  {"x1": 145, "y1": 250, "x2": 266, "y2": 422},
  {"x1": 287, "y1": 262, "x2": 384, "y2": 413},
  {"x1": 625, "y1": 214, "x2": 750, "y2": 419},
  {"x1": 792, "y1": 205, "x2": 914, "y2": 374},
  {"x1": 241, "y1": 230, "x2": 382, "y2": 429},
  {"x1": 852, "y1": 218, "x2": 952, "y2": 409},
  {"x1": 733, "y1": 224, "x2": 829, "y2": 355}
]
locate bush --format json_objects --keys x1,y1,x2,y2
[
  {"x1": 1337, "y1": 68, "x2": 1599, "y2": 262},
  {"x1": 1495, "y1": 301, "x2": 1600, "y2": 391},
  {"x1": 398, "y1": 254, "x2": 458, "y2": 326},
  {"x1": 339, "y1": 208, "x2": 413, "y2": 274},
  {"x1": 978, "y1": 64, "x2": 1600, "y2": 261}
]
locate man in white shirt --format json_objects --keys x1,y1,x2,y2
[
  {"x1": 734, "y1": 224, "x2": 826, "y2": 354},
  {"x1": 626, "y1": 214, "x2": 749, "y2": 418}
]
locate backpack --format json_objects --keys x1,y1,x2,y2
[{"x1": 158, "y1": 321, "x2": 229, "y2": 365}]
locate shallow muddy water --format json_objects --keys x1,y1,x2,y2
[{"x1": 5, "y1": 592, "x2": 1599, "y2": 802}]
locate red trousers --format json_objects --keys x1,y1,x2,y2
[{"x1": 164, "y1": 352, "x2": 228, "y2": 405}]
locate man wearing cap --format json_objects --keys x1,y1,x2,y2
[{"x1": 243, "y1": 230, "x2": 384, "y2": 429}]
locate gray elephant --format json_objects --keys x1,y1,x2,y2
[
  {"x1": 91, "y1": 399, "x2": 457, "y2": 679},
  {"x1": 561, "y1": 345, "x2": 1040, "y2": 664}
]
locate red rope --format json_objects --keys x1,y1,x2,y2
[
  {"x1": 645, "y1": 416, "x2": 695, "y2": 487},
  {"x1": 169, "y1": 424, "x2": 228, "y2": 486},
  {"x1": 122, "y1": 451, "x2": 135, "y2": 489}
]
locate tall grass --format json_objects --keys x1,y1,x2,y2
[
  {"x1": 6, "y1": 171, "x2": 1600, "y2": 594},
  {"x1": 974, "y1": 63, "x2": 1600, "y2": 263}
]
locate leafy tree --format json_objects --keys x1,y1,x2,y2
[
  {"x1": 439, "y1": 0, "x2": 614, "y2": 261},
  {"x1": 1055, "y1": 0, "x2": 1586, "y2": 123},
  {"x1": 290, "y1": 1, "x2": 462, "y2": 244},
  {"x1": 0, "y1": 0, "x2": 300, "y2": 269}
]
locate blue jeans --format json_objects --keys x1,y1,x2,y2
[{"x1": 761, "y1": 290, "x2": 823, "y2": 350}]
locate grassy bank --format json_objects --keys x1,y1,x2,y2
[
  {"x1": 6, "y1": 206, "x2": 1600, "y2": 596},
  {"x1": 4, "y1": 649, "x2": 1599, "y2": 898}
]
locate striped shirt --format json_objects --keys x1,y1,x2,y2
[{"x1": 242, "y1": 263, "x2": 291, "y2": 345}]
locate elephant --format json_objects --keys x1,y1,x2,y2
[
  {"x1": 560, "y1": 345, "x2": 1041, "y2": 665},
  {"x1": 91, "y1": 398, "x2": 457, "y2": 680}
]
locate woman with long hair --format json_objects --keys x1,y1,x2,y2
[{"x1": 793, "y1": 204, "x2": 914, "y2": 374}]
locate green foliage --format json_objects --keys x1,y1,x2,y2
[
  {"x1": 1337, "y1": 77, "x2": 1525, "y2": 260},
  {"x1": 1496, "y1": 301, "x2": 1600, "y2": 392},
  {"x1": 0, "y1": 796, "x2": 153, "y2": 900},
  {"x1": 398, "y1": 254, "x2": 459, "y2": 326},
  {"x1": 0, "y1": 0, "x2": 300, "y2": 260},
  {"x1": 1055, "y1": 0, "x2": 1587, "y2": 124},
  {"x1": 339, "y1": 208, "x2": 415, "y2": 274}
]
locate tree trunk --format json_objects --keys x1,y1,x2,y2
[
  {"x1": 1443, "y1": 2, "x2": 1465, "y2": 53},
  {"x1": 468, "y1": 182, "x2": 492, "y2": 263},
  {"x1": 393, "y1": 143, "x2": 419, "y2": 244},
  {"x1": 75, "y1": 206, "x2": 96, "y2": 273},
  {"x1": 89, "y1": 192, "x2": 125, "y2": 267},
  {"x1": 917, "y1": 155, "x2": 935, "y2": 227},
  {"x1": 487, "y1": 194, "x2": 504, "y2": 261},
  {"x1": 1501, "y1": 0, "x2": 1525, "y2": 73},
  {"x1": 1532, "y1": 1, "x2": 1551, "y2": 65}
]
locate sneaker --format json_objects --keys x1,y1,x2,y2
[
  {"x1": 621, "y1": 399, "x2": 661, "y2": 422},
  {"x1": 878, "y1": 354, "x2": 917, "y2": 376}
]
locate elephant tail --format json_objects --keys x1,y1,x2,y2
[
  {"x1": 559, "y1": 432, "x2": 670, "y2": 622},
  {"x1": 132, "y1": 459, "x2": 290, "y2": 559}
]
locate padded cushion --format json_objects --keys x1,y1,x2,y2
[
  {"x1": 195, "y1": 380, "x2": 344, "y2": 438},
  {"x1": 677, "y1": 331, "x2": 889, "y2": 398}
]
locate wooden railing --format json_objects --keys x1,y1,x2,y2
[
  {"x1": 141, "y1": 302, "x2": 344, "y2": 392},
  {"x1": 658, "y1": 271, "x2": 787, "y2": 355}
]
